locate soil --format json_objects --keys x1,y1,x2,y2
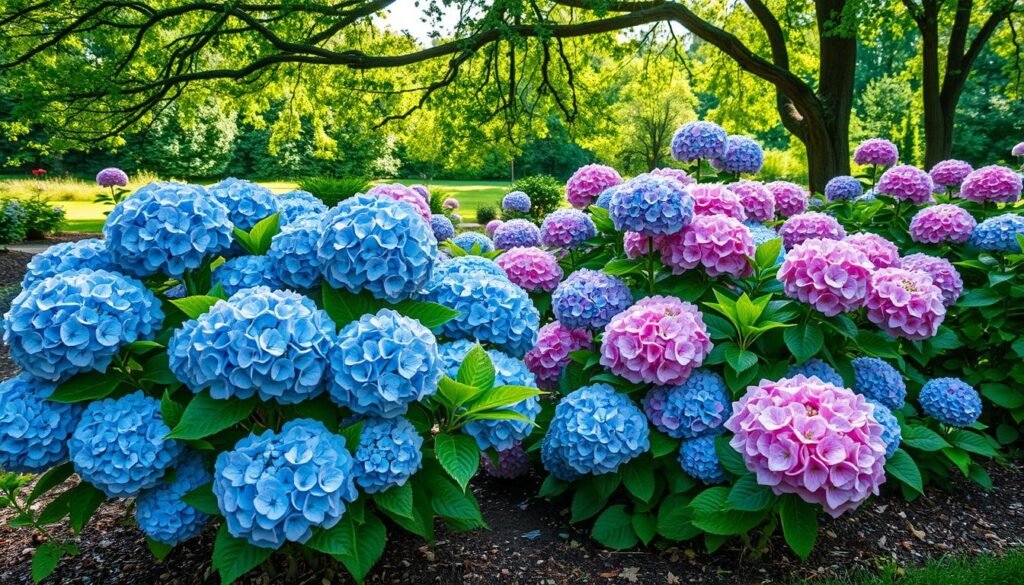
[{"x1": 0, "y1": 244, "x2": 1022, "y2": 585}]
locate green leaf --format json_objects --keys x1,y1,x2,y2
[
  {"x1": 434, "y1": 433, "x2": 480, "y2": 492},
  {"x1": 321, "y1": 284, "x2": 383, "y2": 329},
  {"x1": 339, "y1": 420, "x2": 365, "y2": 455},
  {"x1": 31, "y1": 543, "x2": 62, "y2": 584},
  {"x1": 49, "y1": 370, "x2": 122, "y2": 403},
  {"x1": 232, "y1": 227, "x2": 256, "y2": 255},
  {"x1": 943, "y1": 447, "x2": 972, "y2": 476},
  {"x1": 69, "y1": 482, "x2": 105, "y2": 533},
  {"x1": 465, "y1": 385, "x2": 542, "y2": 414},
  {"x1": 784, "y1": 324, "x2": 824, "y2": 364},
  {"x1": 160, "y1": 390, "x2": 185, "y2": 430},
  {"x1": 949, "y1": 429, "x2": 999, "y2": 458},
  {"x1": 171, "y1": 295, "x2": 222, "y2": 319},
  {"x1": 980, "y1": 383, "x2": 1024, "y2": 409},
  {"x1": 128, "y1": 340, "x2": 164, "y2": 353},
  {"x1": 726, "y1": 474, "x2": 775, "y2": 512},
  {"x1": 538, "y1": 475, "x2": 571, "y2": 498},
  {"x1": 649, "y1": 430, "x2": 679, "y2": 459},
  {"x1": 182, "y1": 482, "x2": 220, "y2": 515},
  {"x1": 900, "y1": 424, "x2": 952, "y2": 452},
  {"x1": 755, "y1": 238, "x2": 783, "y2": 271},
  {"x1": 426, "y1": 473, "x2": 485, "y2": 524},
  {"x1": 725, "y1": 345, "x2": 758, "y2": 373},
  {"x1": 689, "y1": 487, "x2": 766, "y2": 536},
  {"x1": 248, "y1": 213, "x2": 280, "y2": 255},
  {"x1": 656, "y1": 494, "x2": 700, "y2": 540},
  {"x1": 437, "y1": 375, "x2": 482, "y2": 408},
  {"x1": 622, "y1": 462, "x2": 655, "y2": 503},
  {"x1": 307, "y1": 518, "x2": 354, "y2": 555},
  {"x1": 392, "y1": 300, "x2": 460, "y2": 329},
  {"x1": 714, "y1": 436, "x2": 748, "y2": 476},
  {"x1": 28, "y1": 462, "x2": 74, "y2": 503},
  {"x1": 167, "y1": 392, "x2": 255, "y2": 440},
  {"x1": 632, "y1": 513, "x2": 657, "y2": 546},
  {"x1": 146, "y1": 537, "x2": 173, "y2": 561},
  {"x1": 373, "y1": 482, "x2": 414, "y2": 520},
  {"x1": 333, "y1": 514, "x2": 387, "y2": 583},
  {"x1": 968, "y1": 463, "x2": 993, "y2": 490},
  {"x1": 212, "y1": 524, "x2": 273, "y2": 585},
  {"x1": 779, "y1": 495, "x2": 818, "y2": 560},
  {"x1": 884, "y1": 448, "x2": 923, "y2": 494},
  {"x1": 603, "y1": 258, "x2": 642, "y2": 276},
  {"x1": 591, "y1": 505, "x2": 639, "y2": 550},
  {"x1": 457, "y1": 344, "x2": 496, "y2": 390},
  {"x1": 571, "y1": 478, "x2": 615, "y2": 523},
  {"x1": 958, "y1": 288, "x2": 1002, "y2": 307}
]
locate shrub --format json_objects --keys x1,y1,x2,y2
[
  {"x1": 476, "y1": 204, "x2": 498, "y2": 225},
  {"x1": 509, "y1": 175, "x2": 563, "y2": 220},
  {"x1": 297, "y1": 176, "x2": 369, "y2": 207},
  {"x1": 20, "y1": 198, "x2": 65, "y2": 238},
  {"x1": 0, "y1": 199, "x2": 28, "y2": 246}
]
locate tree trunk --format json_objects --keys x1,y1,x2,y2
[{"x1": 920, "y1": 13, "x2": 949, "y2": 167}]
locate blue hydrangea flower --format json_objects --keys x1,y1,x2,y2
[
  {"x1": 868, "y1": 400, "x2": 901, "y2": 459},
  {"x1": 607, "y1": 175, "x2": 694, "y2": 236},
  {"x1": 502, "y1": 191, "x2": 532, "y2": 213},
  {"x1": 430, "y1": 214, "x2": 455, "y2": 242},
  {"x1": 268, "y1": 216, "x2": 322, "y2": 290},
  {"x1": 744, "y1": 221, "x2": 785, "y2": 264},
  {"x1": 68, "y1": 391, "x2": 183, "y2": 497},
  {"x1": 318, "y1": 193, "x2": 437, "y2": 303},
  {"x1": 213, "y1": 419, "x2": 357, "y2": 549},
  {"x1": 207, "y1": 177, "x2": 279, "y2": 231},
  {"x1": 22, "y1": 239, "x2": 114, "y2": 289},
  {"x1": 858, "y1": 189, "x2": 878, "y2": 202},
  {"x1": 711, "y1": 135, "x2": 764, "y2": 175},
  {"x1": 642, "y1": 369, "x2": 729, "y2": 440},
  {"x1": 968, "y1": 214, "x2": 1024, "y2": 252},
  {"x1": 427, "y1": 256, "x2": 506, "y2": 290},
  {"x1": 678, "y1": 435, "x2": 727, "y2": 484},
  {"x1": 451, "y1": 232, "x2": 495, "y2": 254},
  {"x1": 328, "y1": 308, "x2": 441, "y2": 418},
  {"x1": 852, "y1": 357, "x2": 906, "y2": 410},
  {"x1": 551, "y1": 269, "x2": 633, "y2": 330},
  {"x1": 541, "y1": 384, "x2": 650, "y2": 477},
  {"x1": 825, "y1": 176, "x2": 864, "y2": 201},
  {"x1": 135, "y1": 451, "x2": 212, "y2": 545},
  {"x1": 170, "y1": 287, "x2": 336, "y2": 404},
  {"x1": 425, "y1": 274, "x2": 540, "y2": 358},
  {"x1": 3, "y1": 269, "x2": 164, "y2": 383},
  {"x1": 919, "y1": 377, "x2": 982, "y2": 427},
  {"x1": 352, "y1": 417, "x2": 423, "y2": 494},
  {"x1": 437, "y1": 340, "x2": 541, "y2": 452},
  {"x1": 212, "y1": 255, "x2": 283, "y2": 296},
  {"x1": 594, "y1": 189, "x2": 615, "y2": 209},
  {"x1": 493, "y1": 219, "x2": 541, "y2": 250},
  {"x1": 0, "y1": 374, "x2": 82, "y2": 473},
  {"x1": 671, "y1": 121, "x2": 729, "y2": 162},
  {"x1": 276, "y1": 190, "x2": 327, "y2": 223},
  {"x1": 786, "y1": 359, "x2": 843, "y2": 387},
  {"x1": 103, "y1": 182, "x2": 234, "y2": 278}
]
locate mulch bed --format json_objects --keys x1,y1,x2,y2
[{"x1": 0, "y1": 242, "x2": 1022, "y2": 585}]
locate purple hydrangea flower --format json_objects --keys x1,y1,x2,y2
[
  {"x1": 825, "y1": 176, "x2": 864, "y2": 201},
  {"x1": 778, "y1": 238, "x2": 873, "y2": 316},
  {"x1": 843, "y1": 232, "x2": 900, "y2": 269},
  {"x1": 919, "y1": 378, "x2": 982, "y2": 427},
  {"x1": 877, "y1": 165, "x2": 934, "y2": 204},
  {"x1": 671, "y1": 121, "x2": 728, "y2": 163},
  {"x1": 367, "y1": 183, "x2": 432, "y2": 220},
  {"x1": 502, "y1": 191, "x2": 532, "y2": 213},
  {"x1": 495, "y1": 247, "x2": 563, "y2": 293},
  {"x1": 493, "y1": 219, "x2": 541, "y2": 249},
  {"x1": 551, "y1": 268, "x2": 633, "y2": 330},
  {"x1": 711, "y1": 135, "x2": 764, "y2": 175},
  {"x1": 899, "y1": 253, "x2": 963, "y2": 306},
  {"x1": 96, "y1": 167, "x2": 129, "y2": 188},
  {"x1": 854, "y1": 138, "x2": 899, "y2": 167},
  {"x1": 485, "y1": 219, "x2": 503, "y2": 236},
  {"x1": 866, "y1": 268, "x2": 946, "y2": 340},
  {"x1": 929, "y1": 160, "x2": 973, "y2": 190},
  {"x1": 780, "y1": 212, "x2": 846, "y2": 249},
  {"x1": 430, "y1": 214, "x2": 455, "y2": 241},
  {"x1": 909, "y1": 204, "x2": 977, "y2": 244},
  {"x1": 730, "y1": 180, "x2": 776, "y2": 222},
  {"x1": 766, "y1": 181, "x2": 809, "y2": 217},
  {"x1": 608, "y1": 174, "x2": 694, "y2": 236},
  {"x1": 481, "y1": 443, "x2": 530, "y2": 479},
  {"x1": 524, "y1": 322, "x2": 593, "y2": 390},
  {"x1": 649, "y1": 167, "x2": 696, "y2": 187},
  {"x1": 959, "y1": 165, "x2": 1023, "y2": 204},
  {"x1": 1013, "y1": 142, "x2": 1024, "y2": 157},
  {"x1": 540, "y1": 209, "x2": 596, "y2": 249},
  {"x1": 566, "y1": 165, "x2": 623, "y2": 209}
]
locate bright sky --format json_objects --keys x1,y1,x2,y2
[{"x1": 376, "y1": 0, "x2": 462, "y2": 44}]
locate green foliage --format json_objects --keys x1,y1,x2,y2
[
  {"x1": 298, "y1": 176, "x2": 370, "y2": 207},
  {"x1": 508, "y1": 175, "x2": 563, "y2": 220},
  {"x1": 20, "y1": 198, "x2": 65, "y2": 239},
  {"x1": 475, "y1": 204, "x2": 498, "y2": 225}
]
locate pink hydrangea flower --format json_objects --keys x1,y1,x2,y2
[
  {"x1": 443, "y1": 197, "x2": 460, "y2": 209},
  {"x1": 779, "y1": 212, "x2": 846, "y2": 249},
  {"x1": 959, "y1": 165, "x2": 1023, "y2": 204},
  {"x1": 688, "y1": 184, "x2": 746, "y2": 220},
  {"x1": 729, "y1": 180, "x2": 776, "y2": 222},
  {"x1": 853, "y1": 138, "x2": 899, "y2": 167},
  {"x1": 724, "y1": 375, "x2": 887, "y2": 518},
  {"x1": 909, "y1": 204, "x2": 977, "y2": 244},
  {"x1": 766, "y1": 181, "x2": 809, "y2": 218},
  {"x1": 900, "y1": 253, "x2": 963, "y2": 307},
  {"x1": 649, "y1": 167, "x2": 696, "y2": 187},
  {"x1": 566, "y1": 164, "x2": 623, "y2": 208},
  {"x1": 495, "y1": 247, "x2": 563, "y2": 293},
  {"x1": 876, "y1": 165, "x2": 934, "y2": 204},
  {"x1": 599, "y1": 296, "x2": 713, "y2": 386},
  {"x1": 524, "y1": 322, "x2": 594, "y2": 390},
  {"x1": 778, "y1": 238, "x2": 874, "y2": 316},
  {"x1": 485, "y1": 219, "x2": 504, "y2": 236},
  {"x1": 928, "y1": 160, "x2": 973, "y2": 190},
  {"x1": 843, "y1": 232, "x2": 900, "y2": 269},
  {"x1": 1013, "y1": 142, "x2": 1024, "y2": 157},
  {"x1": 623, "y1": 231, "x2": 659, "y2": 259},
  {"x1": 367, "y1": 183, "x2": 432, "y2": 220},
  {"x1": 657, "y1": 214, "x2": 754, "y2": 278},
  {"x1": 865, "y1": 268, "x2": 946, "y2": 340}
]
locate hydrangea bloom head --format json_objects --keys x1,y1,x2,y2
[
  {"x1": 352, "y1": 417, "x2": 423, "y2": 494},
  {"x1": 425, "y1": 273, "x2": 539, "y2": 357},
  {"x1": 600, "y1": 295, "x2": 713, "y2": 386},
  {"x1": 318, "y1": 193, "x2": 436, "y2": 303},
  {"x1": 929, "y1": 160, "x2": 973, "y2": 189},
  {"x1": 495, "y1": 246, "x2": 563, "y2": 293},
  {"x1": 103, "y1": 182, "x2": 233, "y2": 278},
  {"x1": 678, "y1": 436, "x2": 727, "y2": 484},
  {"x1": 918, "y1": 378, "x2": 982, "y2": 427},
  {"x1": 623, "y1": 231, "x2": 657, "y2": 260},
  {"x1": 725, "y1": 375, "x2": 887, "y2": 517},
  {"x1": 493, "y1": 219, "x2": 541, "y2": 249},
  {"x1": 524, "y1": 322, "x2": 593, "y2": 390},
  {"x1": 766, "y1": 181, "x2": 809, "y2": 217},
  {"x1": 642, "y1": 369, "x2": 729, "y2": 439},
  {"x1": 540, "y1": 209, "x2": 596, "y2": 249},
  {"x1": 551, "y1": 269, "x2": 633, "y2": 330},
  {"x1": 594, "y1": 188, "x2": 615, "y2": 209},
  {"x1": 778, "y1": 238, "x2": 873, "y2": 316},
  {"x1": 502, "y1": 191, "x2": 532, "y2": 213},
  {"x1": 566, "y1": 164, "x2": 624, "y2": 208},
  {"x1": 1014, "y1": 142, "x2": 1024, "y2": 157},
  {"x1": 212, "y1": 255, "x2": 283, "y2": 296},
  {"x1": 481, "y1": 443, "x2": 530, "y2": 479},
  {"x1": 542, "y1": 384, "x2": 650, "y2": 477},
  {"x1": 786, "y1": 359, "x2": 843, "y2": 387},
  {"x1": 430, "y1": 214, "x2": 455, "y2": 242},
  {"x1": 649, "y1": 167, "x2": 696, "y2": 187},
  {"x1": 711, "y1": 135, "x2": 764, "y2": 175},
  {"x1": 851, "y1": 357, "x2": 906, "y2": 410},
  {"x1": 207, "y1": 177, "x2": 279, "y2": 231},
  {"x1": 69, "y1": 391, "x2": 183, "y2": 497},
  {"x1": 170, "y1": 287, "x2": 335, "y2": 404},
  {"x1": 96, "y1": 167, "x2": 129, "y2": 188},
  {"x1": 443, "y1": 197, "x2": 460, "y2": 210},
  {"x1": 276, "y1": 190, "x2": 327, "y2": 224},
  {"x1": 909, "y1": 204, "x2": 977, "y2": 244},
  {"x1": 0, "y1": 374, "x2": 81, "y2": 473},
  {"x1": 328, "y1": 308, "x2": 440, "y2": 418},
  {"x1": 688, "y1": 184, "x2": 746, "y2": 221},
  {"x1": 868, "y1": 401, "x2": 901, "y2": 459},
  {"x1": 410, "y1": 184, "x2": 430, "y2": 200},
  {"x1": 865, "y1": 268, "x2": 946, "y2": 340},
  {"x1": 671, "y1": 121, "x2": 728, "y2": 162},
  {"x1": 825, "y1": 176, "x2": 864, "y2": 202},
  {"x1": 4, "y1": 269, "x2": 163, "y2": 382},
  {"x1": 135, "y1": 452, "x2": 212, "y2": 545},
  {"x1": 843, "y1": 232, "x2": 900, "y2": 269},
  {"x1": 657, "y1": 214, "x2": 754, "y2": 278},
  {"x1": 451, "y1": 232, "x2": 495, "y2": 253},
  {"x1": 213, "y1": 419, "x2": 357, "y2": 549},
  {"x1": 959, "y1": 165, "x2": 1023, "y2": 203},
  {"x1": 485, "y1": 219, "x2": 503, "y2": 236},
  {"x1": 780, "y1": 212, "x2": 846, "y2": 249},
  {"x1": 608, "y1": 174, "x2": 694, "y2": 236},
  {"x1": 877, "y1": 165, "x2": 934, "y2": 204},
  {"x1": 366, "y1": 183, "x2": 432, "y2": 220},
  {"x1": 730, "y1": 180, "x2": 776, "y2": 222},
  {"x1": 428, "y1": 255, "x2": 506, "y2": 290},
  {"x1": 745, "y1": 221, "x2": 784, "y2": 251},
  {"x1": 968, "y1": 214, "x2": 1024, "y2": 252},
  {"x1": 853, "y1": 138, "x2": 899, "y2": 167},
  {"x1": 899, "y1": 253, "x2": 963, "y2": 306},
  {"x1": 268, "y1": 216, "x2": 322, "y2": 290},
  {"x1": 22, "y1": 238, "x2": 114, "y2": 289}
]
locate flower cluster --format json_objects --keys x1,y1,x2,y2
[
  {"x1": 4, "y1": 269, "x2": 163, "y2": 382},
  {"x1": 443, "y1": 197, "x2": 460, "y2": 210},
  {"x1": 959, "y1": 165, "x2": 1023, "y2": 203},
  {"x1": 778, "y1": 238, "x2": 873, "y2": 316},
  {"x1": 844, "y1": 232, "x2": 900, "y2": 269},
  {"x1": 688, "y1": 184, "x2": 746, "y2": 221},
  {"x1": 485, "y1": 220, "x2": 503, "y2": 236},
  {"x1": 96, "y1": 167, "x2": 129, "y2": 188},
  {"x1": 366, "y1": 183, "x2": 432, "y2": 220},
  {"x1": 495, "y1": 247, "x2": 563, "y2": 293},
  {"x1": 600, "y1": 295, "x2": 713, "y2": 386},
  {"x1": 411, "y1": 185, "x2": 430, "y2": 200},
  {"x1": 103, "y1": 182, "x2": 234, "y2": 278},
  {"x1": 868, "y1": 401, "x2": 901, "y2": 459},
  {"x1": 352, "y1": 417, "x2": 423, "y2": 494},
  {"x1": 276, "y1": 190, "x2": 327, "y2": 223},
  {"x1": 786, "y1": 359, "x2": 843, "y2": 387},
  {"x1": 899, "y1": 253, "x2": 963, "y2": 307},
  {"x1": 170, "y1": 287, "x2": 336, "y2": 404},
  {"x1": 918, "y1": 378, "x2": 982, "y2": 427},
  {"x1": 876, "y1": 165, "x2": 934, "y2": 204},
  {"x1": 678, "y1": 436, "x2": 727, "y2": 485},
  {"x1": 929, "y1": 160, "x2": 973, "y2": 190},
  {"x1": 542, "y1": 384, "x2": 650, "y2": 478},
  {"x1": 730, "y1": 181, "x2": 776, "y2": 222},
  {"x1": 623, "y1": 231, "x2": 655, "y2": 259},
  {"x1": 657, "y1": 214, "x2": 754, "y2": 278},
  {"x1": 429, "y1": 256, "x2": 507, "y2": 288},
  {"x1": 524, "y1": 322, "x2": 594, "y2": 390},
  {"x1": 540, "y1": 209, "x2": 597, "y2": 249},
  {"x1": 552, "y1": 269, "x2": 633, "y2": 330},
  {"x1": 502, "y1": 191, "x2": 532, "y2": 213},
  {"x1": 649, "y1": 167, "x2": 696, "y2": 187},
  {"x1": 642, "y1": 369, "x2": 729, "y2": 439},
  {"x1": 451, "y1": 232, "x2": 495, "y2": 253},
  {"x1": 853, "y1": 138, "x2": 899, "y2": 167},
  {"x1": 213, "y1": 419, "x2": 358, "y2": 549},
  {"x1": 22, "y1": 238, "x2": 114, "y2": 288},
  {"x1": 318, "y1": 193, "x2": 436, "y2": 303},
  {"x1": 425, "y1": 273, "x2": 540, "y2": 357},
  {"x1": 207, "y1": 177, "x2": 280, "y2": 231},
  {"x1": 135, "y1": 452, "x2": 212, "y2": 545},
  {"x1": 68, "y1": 392, "x2": 183, "y2": 497},
  {"x1": 0, "y1": 374, "x2": 81, "y2": 473},
  {"x1": 212, "y1": 256, "x2": 283, "y2": 296},
  {"x1": 566, "y1": 164, "x2": 623, "y2": 208},
  {"x1": 745, "y1": 222, "x2": 784, "y2": 254},
  {"x1": 909, "y1": 204, "x2": 977, "y2": 244},
  {"x1": 494, "y1": 219, "x2": 541, "y2": 249},
  {"x1": 851, "y1": 357, "x2": 906, "y2": 410},
  {"x1": 607, "y1": 174, "x2": 694, "y2": 235},
  {"x1": 824, "y1": 176, "x2": 864, "y2": 201},
  {"x1": 430, "y1": 214, "x2": 456, "y2": 242},
  {"x1": 268, "y1": 216, "x2": 322, "y2": 290},
  {"x1": 671, "y1": 121, "x2": 728, "y2": 162},
  {"x1": 711, "y1": 135, "x2": 764, "y2": 175},
  {"x1": 329, "y1": 308, "x2": 441, "y2": 418},
  {"x1": 766, "y1": 181, "x2": 809, "y2": 217},
  {"x1": 725, "y1": 375, "x2": 887, "y2": 518},
  {"x1": 482, "y1": 443, "x2": 530, "y2": 479},
  {"x1": 968, "y1": 214, "x2": 1024, "y2": 252},
  {"x1": 865, "y1": 268, "x2": 946, "y2": 340},
  {"x1": 780, "y1": 212, "x2": 846, "y2": 249}
]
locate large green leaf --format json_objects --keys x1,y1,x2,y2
[
  {"x1": 247, "y1": 213, "x2": 280, "y2": 255},
  {"x1": 321, "y1": 284, "x2": 383, "y2": 329},
  {"x1": 166, "y1": 392, "x2": 255, "y2": 440},
  {"x1": 949, "y1": 429, "x2": 999, "y2": 457},
  {"x1": 465, "y1": 385, "x2": 542, "y2": 414},
  {"x1": 434, "y1": 433, "x2": 479, "y2": 491},
  {"x1": 784, "y1": 324, "x2": 824, "y2": 364},
  {"x1": 333, "y1": 514, "x2": 387, "y2": 583},
  {"x1": 437, "y1": 375, "x2": 482, "y2": 408},
  {"x1": 171, "y1": 295, "x2": 222, "y2": 319},
  {"x1": 457, "y1": 344, "x2": 495, "y2": 390},
  {"x1": 884, "y1": 448, "x2": 923, "y2": 494},
  {"x1": 426, "y1": 473, "x2": 485, "y2": 524},
  {"x1": 31, "y1": 543, "x2": 62, "y2": 584},
  {"x1": 714, "y1": 435, "x2": 748, "y2": 476},
  {"x1": 49, "y1": 370, "x2": 122, "y2": 403},
  {"x1": 726, "y1": 474, "x2": 775, "y2": 512},
  {"x1": 182, "y1": 482, "x2": 220, "y2": 515},
  {"x1": 779, "y1": 494, "x2": 818, "y2": 560},
  {"x1": 900, "y1": 424, "x2": 951, "y2": 452},
  {"x1": 622, "y1": 461, "x2": 655, "y2": 503},
  {"x1": 373, "y1": 482, "x2": 414, "y2": 520},
  {"x1": 28, "y1": 462, "x2": 74, "y2": 503},
  {"x1": 656, "y1": 494, "x2": 700, "y2": 540},
  {"x1": 392, "y1": 299, "x2": 461, "y2": 329},
  {"x1": 212, "y1": 524, "x2": 273, "y2": 585},
  {"x1": 591, "y1": 505, "x2": 639, "y2": 550}
]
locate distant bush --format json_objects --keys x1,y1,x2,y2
[
  {"x1": 0, "y1": 199, "x2": 28, "y2": 246},
  {"x1": 297, "y1": 176, "x2": 369, "y2": 207},
  {"x1": 509, "y1": 175, "x2": 563, "y2": 220},
  {"x1": 476, "y1": 204, "x2": 498, "y2": 225},
  {"x1": 21, "y1": 198, "x2": 65, "y2": 238},
  {"x1": 761, "y1": 147, "x2": 808, "y2": 183}
]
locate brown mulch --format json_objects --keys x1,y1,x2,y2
[{"x1": 0, "y1": 250, "x2": 33, "y2": 288}]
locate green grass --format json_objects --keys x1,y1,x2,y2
[
  {"x1": 811, "y1": 550, "x2": 1024, "y2": 585},
  {"x1": 382, "y1": 179, "x2": 512, "y2": 223}
]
